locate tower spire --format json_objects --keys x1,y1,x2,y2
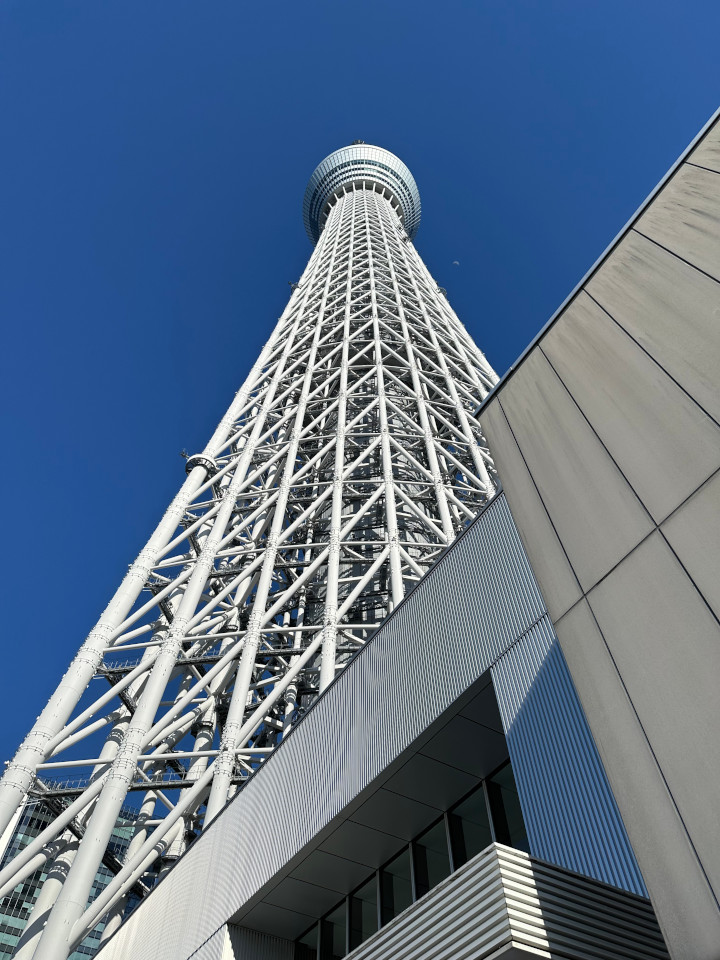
[{"x1": 0, "y1": 144, "x2": 498, "y2": 959}]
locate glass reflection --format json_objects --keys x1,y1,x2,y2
[
  {"x1": 487, "y1": 762, "x2": 530, "y2": 853},
  {"x1": 349, "y1": 876, "x2": 377, "y2": 949},
  {"x1": 449, "y1": 786, "x2": 493, "y2": 868},
  {"x1": 413, "y1": 819, "x2": 450, "y2": 898},
  {"x1": 320, "y1": 902, "x2": 345, "y2": 960},
  {"x1": 380, "y1": 847, "x2": 412, "y2": 925}
]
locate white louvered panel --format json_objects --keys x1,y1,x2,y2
[{"x1": 345, "y1": 844, "x2": 668, "y2": 960}]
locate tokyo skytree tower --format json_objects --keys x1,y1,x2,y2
[{"x1": 0, "y1": 144, "x2": 498, "y2": 959}]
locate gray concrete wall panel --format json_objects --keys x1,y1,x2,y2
[
  {"x1": 585, "y1": 531, "x2": 720, "y2": 895},
  {"x1": 688, "y1": 117, "x2": 720, "y2": 174},
  {"x1": 496, "y1": 349, "x2": 654, "y2": 592},
  {"x1": 553, "y1": 600, "x2": 720, "y2": 960},
  {"x1": 541, "y1": 291, "x2": 720, "y2": 523},
  {"x1": 586, "y1": 231, "x2": 720, "y2": 423},
  {"x1": 635, "y1": 163, "x2": 720, "y2": 283},
  {"x1": 480, "y1": 403, "x2": 582, "y2": 621},
  {"x1": 479, "y1": 110, "x2": 720, "y2": 958},
  {"x1": 491, "y1": 621, "x2": 645, "y2": 894},
  {"x1": 661, "y1": 470, "x2": 720, "y2": 621}
]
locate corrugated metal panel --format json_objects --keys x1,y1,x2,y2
[
  {"x1": 344, "y1": 843, "x2": 667, "y2": 960},
  {"x1": 498, "y1": 846, "x2": 667, "y2": 960},
  {"x1": 99, "y1": 496, "x2": 644, "y2": 960},
  {"x1": 492, "y1": 621, "x2": 646, "y2": 895},
  {"x1": 186, "y1": 926, "x2": 225, "y2": 960},
  {"x1": 225, "y1": 925, "x2": 292, "y2": 960}
]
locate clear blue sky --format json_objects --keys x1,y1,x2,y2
[{"x1": 0, "y1": 0, "x2": 718, "y2": 759}]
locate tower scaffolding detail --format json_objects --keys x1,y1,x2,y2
[{"x1": 0, "y1": 144, "x2": 498, "y2": 960}]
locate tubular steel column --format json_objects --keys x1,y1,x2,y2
[{"x1": 0, "y1": 142, "x2": 499, "y2": 959}]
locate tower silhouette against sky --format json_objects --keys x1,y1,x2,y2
[{"x1": 0, "y1": 144, "x2": 500, "y2": 959}]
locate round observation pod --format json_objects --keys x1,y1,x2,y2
[{"x1": 303, "y1": 143, "x2": 421, "y2": 244}]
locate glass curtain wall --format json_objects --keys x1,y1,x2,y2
[{"x1": 294, "y1": 760, "x2": 528, "y2": 959}]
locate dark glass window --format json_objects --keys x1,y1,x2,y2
[
  {"x1": 320, "y1": 903, "x2": 346, "y2": 960},
  {"x1": 487, "y1": 762, "x2": 530, "y2": 852},
  {"x1": 295, "y1": 924, "x2": 318, "y2": 960},
  {"x1": 412, "y1": 819, "x2": 450, "y2": 898},
  {"x1": 295, "y1": 763, "x2": 531, "y2": 956},
  {"x1": 349, "y1": 875, "x2": 377, "y2": 949},
  {"x1": 449, "y1": 786, "x2": 493, "y2": 867},
  {"x1": 380, "y1": 847, "x2": 412, "y2": 925}
]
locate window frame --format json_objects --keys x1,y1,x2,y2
[{"x1": 294, "y1": 759, "x2": 523, "y2": 960}]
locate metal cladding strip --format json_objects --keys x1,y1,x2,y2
[
  {"x1": 497, "y1": 847, "x2": 669, "y2": 960},
  {"x1": 188, "y1": 926, "x2": 292, "y2": 960},
  {"x1": 491, "y1": 620, "x2": 647, "y2": 896},
  {"x1": 99, "y1": 495, "x2": 544, "y2": 960},
  {"x1": 335, "y1": 844, "x2": 667, "y2": 960},
  {"x1": 185, "y1": 927, "x2": 225, "y2": 960},
  {"x1": 344, "y1": 846, "x2": 511, "y2": 960},
  {"x1": 225, "y1": 927, "x2": 293, "y2": 960}
]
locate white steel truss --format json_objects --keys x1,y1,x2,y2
[{"x1": 0, "y1": 151, "x2": 498, "y2": 960}]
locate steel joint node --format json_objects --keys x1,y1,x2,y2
[{"x1": 185, "y1": 455, "x2": 218, "y2": 477}]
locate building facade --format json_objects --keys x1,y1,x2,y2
[
  {"x1": 0, "y1": 802, "x2": 140, "y2": 959},
  {"x1": 478, "y1": 110, "x2": 720, "y2": 960},
  {"x1": 2, "y1": 117, "x2": 719, "y2": 959},
  {"x1": 96, "y1": 492, "x2": 666, "y2": 960}
]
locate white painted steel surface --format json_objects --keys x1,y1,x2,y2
[{"x1": 0, "y1": 145, "x2": 498, "y2": 959}]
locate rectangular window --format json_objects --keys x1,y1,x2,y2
[
  {"x1": 380, "y1": 847, "x2": 412, "y2": 925},
  {"x1": 296, "y1": 764, "x2": 531, "y2": 956},
  {"x1": 487, "y1": 762, "x2": 530, "y2": 853},
  {"x1": 320, "y1": 902, "x2": 346, "y2": 960},
  {"x1": 412, "y1": 819, "x2": 450, "y2": 899},
  {"x1": 348, "y1": 875, "x2": 377, "y2": 949},
  {"x1": 449, "y1": 786, "x2": 493, "y2": 867},
  {"x1": 295, "y1": 924, "x2": 318, "y2": 960}
]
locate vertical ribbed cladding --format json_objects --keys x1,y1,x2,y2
[
  {"x1": 491, "y1": 622, "x2": 647, "y2": 895},
  {"x1": 98, "y1": 495, "x2": 645, "y2": 960},
  {"x1": 186, "y1": 926, "x2": 225, "y2": 960},
  {"x1": 225, "y1": 926, "x2": 293, "y2": 960}
]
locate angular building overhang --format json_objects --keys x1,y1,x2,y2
[
  {"x1": 229, "y1": 672, "x2": 505, "y2": 938},
  {"x1": 99, "y1": 495, "x2": 647, "y2": 960},
  {"x1": 476, "y1": 108, "x2": 720, "y2": 960},
  {"x1": 221, "y1": 844, "x2": 668, "y2": 960},
  {"x1": 298, "y1": 843, "x2": 667, "y2": 960}
]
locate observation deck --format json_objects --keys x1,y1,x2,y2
[{"x1": 303, "y1": 142, "x2": 421, "y2": 243}]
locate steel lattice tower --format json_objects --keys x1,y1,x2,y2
[{"x1": 0, "y1": 144, "x2": 499, "y2": 959}]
